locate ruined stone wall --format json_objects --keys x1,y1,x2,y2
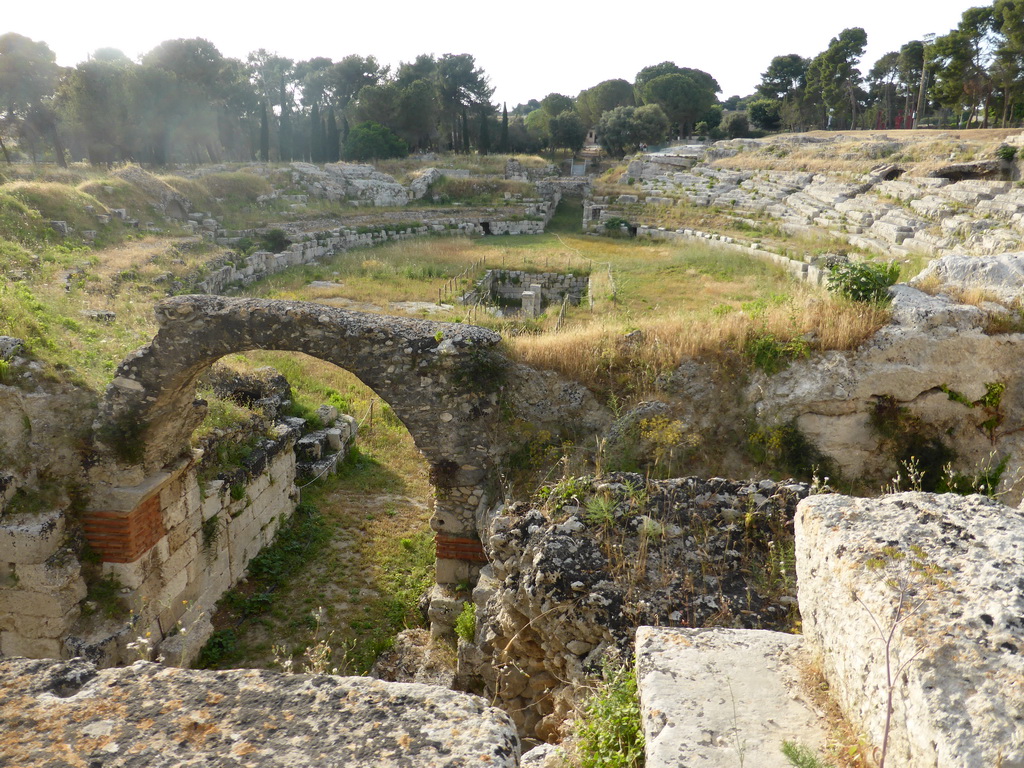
[
  {"x1": 459, "y1": 474, "x2": 809, "y2": 741},
  {"x1": 476, "y1": 270, "x2": 590, "y2": 306}
]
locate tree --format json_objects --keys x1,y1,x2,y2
[
  {"x1": 635, "y1": 61, "x2": 685, "y2": 90},
  {"x1": 325, "y1": 108, "x2": 339, "y2": 162},
  {"x1": 597, "y1": 104, "x2": 668, "y2": 157},
  {"x1": 576, "y1": 79, "x2": 635, "y2": 126},
  {"x1": 524, "y1": 109, "x2": 551, "y2": 150},
  {"x1": 394, "y1": 79, "x2": 438, "y2": 151},
  {"x1": 641, "y1": 71, "x2": 719, "y2": 137},
  {"x1": 724, "y1": 112, "x2": 749, "y2": 138},
  {"x1": 332, "y1": 54, "x2": 387, "y2": 109},
  {"x1": 633, "y1": 104, "x2": 670, "y2": 145},
  {"x1": 540, "y1": 92, "x2": 574, "y2": 116},
  {"x1": 260, "y1": 102, "x2": 270, "y2": 161},
  {"x1": 499, "y1": 102, "x2": 509, "y2": 152},
  {"x1": 748, "y1": 98, "x2": 782, "y2": 130},
  {"x1": 478, "y1": 104, "x2": 491, "y2": 155},
  {"x1": 805, "y1": 27, "x2": 868, "y2": 129},
  {"x1": 867, "y1": 51, "x2": 900, "y2": 128},
  {"x1": 930, "y1": 7, "x2": 998, "y2": 127},
  {"x1": 343, "y1": 121, "x2": 407, "y2": 160},
  {"x1": 57, "y1": 55, "x2": 134, "y2": 163},
  {"x1": 757, "y1": 54, "x2": 808, "y2": 100},
  {"x1": 436, "y1": 53, "x2": 493, "y2": 150},
  {"x1": 548, "y1": 110, "x2": 586, "y2": 153},
  {"x1": 0, "y1": 33, "x2": 63, "y2": 164}
]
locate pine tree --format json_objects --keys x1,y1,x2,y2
[
  {"x1": 499, "y1": 103, "x2": 509, "y2": 153},
  {"x1": 461, "y1": 108, "x2": 470, "y2": 153},
  {"x1": 259, "y1": 103, "x2": 270, "y2": 162}
]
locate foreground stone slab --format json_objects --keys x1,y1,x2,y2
[
  {"x1": 797, "y1": 492, "x2": 1024, "y2": 768},
  {"x1": 0, "y1": 657, "x2": 520, "y2": 767},
  {"x1": 635, "y1": 627, "x2": 827, "y2": 768}
]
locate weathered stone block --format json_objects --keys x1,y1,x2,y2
[
  {"x1": 0, "y1": 510, "x2": 64, "y2": 564},
  {"x1": 0, "y1": 632, "x2": 64, "y2": 658},
  {"x1": 0, "y1": 658, "x2": 520, "y2": 766},
  {"x1": 636, "y1": 627, "x2": 826, "y2": 768},
  {"x1": 797, "y1": 492, "x2": 1024, "y2": 768}
]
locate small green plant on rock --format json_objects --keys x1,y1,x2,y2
[
  {"x1": 454, "y1": 601, "x2": 476, "y2": 642},
  {"x1": 941, "y1": 381, "x2": 1006, "y2": 443},
  {"x1": 571, "y1": 661, "x2": 645, "y2": 768},
  {"x1": 744, "y1": 331, "x2": 809, "y2": 375},
  {"x1": 781, "y1": 741, "x2": 836, "y2": 768}
]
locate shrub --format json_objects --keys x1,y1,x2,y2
[
  {"x1": 573, "y1": 662, "x2": 644, "y2": 768},
  {"x1": 827, "y1": 260, "x2": 900, "y2": 304},
  {"x1": 454, "y1": 601, "x2": 476, "y2": 642},
  {"x1": 343, "y1": 122, "x2": 408, "y2": 161},
  {"x1": 997, "y1": 144, "x2": 1018, "y2": 162}
]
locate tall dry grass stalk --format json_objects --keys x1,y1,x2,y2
[{"x1": 506, "y1": 291, "x2": 889, "y2": 397}]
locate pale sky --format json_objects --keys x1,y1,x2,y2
[{"x1": 8, "y1": 0, "x2": 977, "y2": 106}]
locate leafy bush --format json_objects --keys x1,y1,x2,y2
[
  {"x1": 827, "y1": 260, "x2": 900, "y2": 304},
  {"x1": 603, "y1": 216, "x2": 630, "y2": 231},
  {"x1": 573, "y1": 663, "x2": 644, "y2": 768},
  {"x1": 455, "y1": 601, "x2": 476, "y2": 642},
  {"x1": 997, "y1": 144, "x2": 1018, "y2": 162},
  {"x1": 343, "y1": 122, "x2": 408, "y2": 161}
]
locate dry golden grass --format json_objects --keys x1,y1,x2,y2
[{"x1": 507, "y1": 290, "x2": 889, "y2": 397}]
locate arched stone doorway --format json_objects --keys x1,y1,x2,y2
[{"x1": 86, "y1": 296, "x2": 505, "y2": 630}]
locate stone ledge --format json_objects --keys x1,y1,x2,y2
[
  {"x1": 0, "y1": 657, "x2": 520, "y2": 767},
  {"x1": 636, "y1": 626, "x2": 827, "y2": 768}
]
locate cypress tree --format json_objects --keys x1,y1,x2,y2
[
  {"x1": 259, "y1": 104, "x2": 270, "y2": 162},
  {"x1": 479, "y1": 107, "x2": 490, "y2": 155},
  {"x1": 279, "y1": 111, "x2": 292, "y2": 162},
  {"x1": 461, "y1": 108, "x2": 470, "y2": 153},
  {"x1": 326, "y1": 109, "x2": 340, "y2": 162},
  {"x1": 310, "y1": 104, "x2": 322, "y2": 162},
  {"x1": 499, "y1": 103, "x2": 509, "y2": 153}
]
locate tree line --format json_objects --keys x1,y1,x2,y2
[
  {"x1": 747, "y1": 1, "x2": 1024, "y2": 132},
  {"x1": 4, "y1": 5, "x2": 1024, "y2": 168}
]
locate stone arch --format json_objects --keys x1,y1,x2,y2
[{"x1": 91, "y1": 294, "x2": 505, "y2": 582}]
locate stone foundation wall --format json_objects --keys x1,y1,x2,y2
[
  {"x1": 66, "y1": 429, "x2": 304, "y2": 666},
  {"x1": 472, "y1": 270, "x2": 590, "y2": 311},
  {"x1": 0, "y1": 416, "x2": 356, "y2": 667},
  {"x1": 459, "y1": 474, "x2": 809, "y2": 741}
]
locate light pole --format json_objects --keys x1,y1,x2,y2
[{"x1": 914, "y1": 33, "x2": 936, "y2": 129}]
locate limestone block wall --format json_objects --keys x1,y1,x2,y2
[
  {"x1": 0, "y1": 509, "x2": 86, "y2": 658},
  {"x1": 475, "y1": 270, "x2": 590, "y2": 307},
  {"x1": 189, "y1": 211, "x2": 550, "y2": 296},
  {"x1": 69, "y1": 433, "x2": 300, "y2": 666}
]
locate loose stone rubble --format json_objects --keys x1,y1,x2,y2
[
  {"x1": 797, "y1": 492, "x2": 1024, "y2": 768},
  {"x1": 0, "y1": 657, "x2": 520, "y2": 768}
]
